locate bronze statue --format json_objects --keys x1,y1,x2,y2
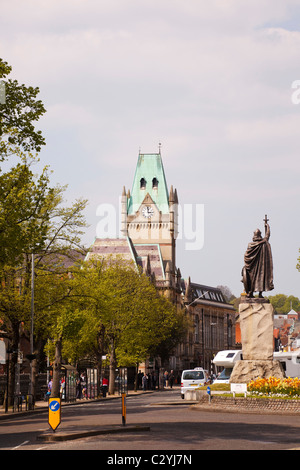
[{"x1": 242, "y1": 215, "x2": 274, "y2": 298}]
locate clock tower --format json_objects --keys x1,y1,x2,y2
[{"x1": 121, "y1": 150, "x2": 178, "y2": 278}]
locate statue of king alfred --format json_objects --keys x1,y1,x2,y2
[{"x1": 241, "y1": 215, "x2": 274, "y2": 298}]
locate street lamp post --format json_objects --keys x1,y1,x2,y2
[{"x1": 28, "y1": 253, "x2": 35, "y2": 409}]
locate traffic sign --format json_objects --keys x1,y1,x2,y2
[{"x1": 48, "y1": 398, "x2": 61, "y2": 431}]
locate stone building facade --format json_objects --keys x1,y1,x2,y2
[{"x1": 179, "y1": 279, "x2": 236, "y2": 372}]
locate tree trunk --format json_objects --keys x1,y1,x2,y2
[
  {"x1": 7, "y1": 351, "x2": 17, "y2": 407},
  {"x1": 51, "y1": 338, "x2": 62, "y2": 397},
  {"x1": 96, "y1": 325, "x2": 105, "y2": 396},
  {"x1": 6, "y1": 324, "x2": 20, "y2": 408},
  {"x1": 134, "y1": 363, "x2": 139, "y2": 392}
]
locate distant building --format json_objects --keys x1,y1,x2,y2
[
  {"x1": 180, "y1": 279, "x2": 236, "y2": 371},
  {"x1": 274, "y1": 309, "x2": 300, "y2": 352},
  {"x1": 87, "y1": 150, "x2": 236, "y2": 373}
]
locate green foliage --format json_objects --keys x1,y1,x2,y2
[
  {"x1": 199, "y1": 383, "x2": 231, "y2": 392},
  {"x1": 267, "y1": 294, "x2": 300, "y2": 314},
  {"x1": 0, "y1": 58, "x2": 46, "y2": 157},
  {"x1": 58, "y1": 258, "x2": 187, "y2": 368},
  {"x1": 0, "y1": 153, "x2": 53, "y2": 266}
]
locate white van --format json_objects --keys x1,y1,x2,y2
[
  {"x1": 273, "y1": 351, "x2": 300, "y2": 377},
  {"x1": 213, "y1": 350, "x2": 243, "y2": 384},
  {"x1": 180, "y1": 368, "x2": 206, "y2": 399}
]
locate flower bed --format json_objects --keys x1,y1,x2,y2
[{"x1": 248, "y1": 376, "x2": 300, "y2": 398}]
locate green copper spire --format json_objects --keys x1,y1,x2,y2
[{"x1": 127, "y1": 152, "x2": 169, "y2": 215}]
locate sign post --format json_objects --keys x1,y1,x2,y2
[
  {"x1": 207, "y1": 385, "x2": 211, "y2": 403},
  {"x1": 230, "y1": 383, "x2": 247, "y2": 399},
  {"x1": 48, "y1": 398, "x2": 61, "y2": 432},
  {"x1": 118, "y1": 367, "x2": 127, "y2": 426}
]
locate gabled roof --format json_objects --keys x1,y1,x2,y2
[
  {"x1": 86, "y1": 237, "x2": 166, "y2": 281},
  {"x1": 134, "y1": 244, "x2": 165, "y2": 280},
  {"x1": 85, "y1": 238, "x2": 136, "y2": 265},
  {"x1": 127, "y1": 153, "x2": 169, "y2": 215},
  {"x1": 182, "y1": 279, "x2": 235, "y2": 309}
]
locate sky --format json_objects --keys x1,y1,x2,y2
[{"x1": 1, "y1": 0, "x2": 300, "y2": 298}]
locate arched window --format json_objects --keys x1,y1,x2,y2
[
  {"x1": 152, "y1": 177, "x2": 158, "y2": 189},
  {"x1": 140, "y1": 178, "x2": 146, "y2": 189}
]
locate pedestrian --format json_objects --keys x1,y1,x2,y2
[
  {"x1": 48, "y1": 378, "x2": 53, "y2": 393},
  {"x1": 60, "y1": 377, "x2": 65, "y2": 400},
  {"x1": 81, "y1": 373, "x2": 87, "y2": 398},
  {"x1": 142, "y1": 373, "x2": 147, "y2": 391},
  {"x1": 46, "y1": 378, "x2": 52, "y2": 399},
  {"x1": 138, "y1": 371, "x2": 143, "y2": 390},
  {"x1": 76, "y1": 377, "x2": 82, "y2": 399},
  {"x1": 169, "y1": 370, "x2": 175, "y2": 389},
  {"x1": 102, "y1": 377, "x2": 108, "y2": 397},
  {"x1": 164, "y1": 370, "x2": 169, "y2": 388}
]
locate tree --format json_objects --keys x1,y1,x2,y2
[
  {"x1": 216, "y1": 285, "x2": 235, "y2": 303},
  {"x1": 0, "y1": 57, "x2": 88, "y2": 404},
  {"x1": 267, "y1": 294, "x2": 300, "y2": 314},
  {"x1": 58, "y1": 257, "x2": 187, "y2": 395},
  {"x1": 0, "y1": 58, "x2": 46, "y2": 158},
  {"x1": 0, "y1": 156, "x2": 87, "y2": 404},
  {"x1": 0, "y1": 153, "x2": 53, "y2": 267}
]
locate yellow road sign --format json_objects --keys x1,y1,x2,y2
[{"x1": 48, "y1": 398, "x2": 61, "y2": 431}]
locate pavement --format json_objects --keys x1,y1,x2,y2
[{"x1": 0, "y1": 392, "x2": 119, "y2": 418}]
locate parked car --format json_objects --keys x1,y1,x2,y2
[{"x1": 180, "y1": 368, "x2": 206, "y2": 399}]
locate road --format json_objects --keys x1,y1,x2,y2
[{"x1": 1, "y1": 388, "x2": 300, "y2": 452}]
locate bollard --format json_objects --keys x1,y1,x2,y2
[{"x1": 121, "y1": 393, "x2": 126, "y2": 426}]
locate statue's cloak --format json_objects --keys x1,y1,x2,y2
[{"x1": 242, "y1": 236, "x2": 274, "y2": 294}]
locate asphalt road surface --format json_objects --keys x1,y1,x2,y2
[{"x1": 1, "y1": 388, "x2": 300, "y2": 452}]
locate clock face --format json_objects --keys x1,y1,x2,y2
[{"x1": 142, "y1": 206, "x2": 154, "y2": 218}]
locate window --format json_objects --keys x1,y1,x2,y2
[
  {"x1": 182, "y1": 370, "x2": 204, "y2": 380},
  {"x1": 217, "y1": 368, "x2": 232, "y2": 381},
  {"x1": 140, "y1": 178, "x2": 146, "y2": 189},
  {"x1": 152, "y1": 177, "x2": 158, "y2": 189}
]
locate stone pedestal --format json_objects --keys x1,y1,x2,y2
[
  {"x1": 239, "y1": 299, "x2": 274, "y2": 360},
  {"x1": 230, "y1": 298, "x2": 285, "y2": 383},
  {"x1": 230, "y1": 359, "x2": 284, "y2": 383}
]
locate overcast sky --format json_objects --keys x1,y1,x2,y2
[{"x1": 1, "y1": 0, "x2": 300, "y2": 298}]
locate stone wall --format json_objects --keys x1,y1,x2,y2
[{"x1": 193, "y1": 394, "x2": 300, "y2": 414}]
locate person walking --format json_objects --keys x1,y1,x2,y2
[
  {"x1": 76, "y1": 377, "x2": 82, "y2": 399},
  {"x1": 142, "y1": 373, "x2": 147, "y2": 391},
  {"x1": 164, "y1": 370, "x2": 169, "y2": 388},
  {"x1": 102, "y1": 377, "x2": 108, "y2": 397}
]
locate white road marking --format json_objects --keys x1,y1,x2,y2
[{"x1": 12, "y1": 440, "x2": 30, "y2": 450}]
